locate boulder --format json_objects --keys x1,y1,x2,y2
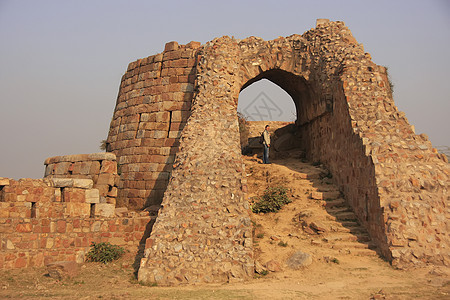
[{"x1": 286, "y1": 250, "x2": 312, "y2": 269}]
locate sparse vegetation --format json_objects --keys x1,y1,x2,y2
[
  {"x1": 384, "y1": 66, "x2": 394, "y2": 97},
  {"x1": 278, "y1": 241, "x2": 288, "y2": 247},
  {"x1": 99, "y1": 139, "x2": 108, "y2": 151},
  {"x1": 256, "y1": 233, "x2": 264, "y2": 239},
  {"x1": 85, "y1": 242, "x2": 125, "y2": 264},
  {"x1": 251, "y1": 186, "x2": 292, "y2": 213}
]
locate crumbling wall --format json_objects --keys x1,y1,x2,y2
[
  {"x1": 0, "y1": 154, "x2": 153, "y2": 269},
  {"x1": 44, "y1": 152, "x2": 119, "y2": 206},
  {"x1": 106, "y1": 41, "x2": 201, "y2": 210},
  {"x1": 135, "y1": 20, "x2": 448, "y2": 285}
]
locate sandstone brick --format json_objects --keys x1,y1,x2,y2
[
  {"x1": 100, "y1": 160, "x2": 117, "y2": 174},
  {"x1": 85, "y1": 189, "x2": 100, "y2": 203},
  {"x1": 94, "y1": 203, "x2": 115, "y2": 218},
  {"x1": 72, "y1": 179, "x2": 93, "y2": 189}
]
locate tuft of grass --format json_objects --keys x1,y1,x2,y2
[
  {"x1": 278, "y1": 241, "x2": 288, "y2": 247},
  {"x1": 252, "y1": 186, "x2": 292, "y2": 214},
  {"x1": 139, "y1": 281, "x2": 158, "y2": 287},
  {"x1": 256, "y1": 233, "x2": 264, "y2": 239},
  {"x1": 331, "y1": 258, "x2": 340, "y2": 264},
  {"x1": 85, "y1": 242, "x2": 125, "y2": 264}
]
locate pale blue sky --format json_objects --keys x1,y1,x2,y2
[{"x1": 1, "y1": 0, "x2": 449, "y2": 179}]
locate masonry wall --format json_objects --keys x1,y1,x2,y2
[
  {"x1": 0, "y1": 176, "x2": 153, "y2": 269},
  {"x1": 44, "y1": 152, "x2": 120, "y2": 206},
  {"x1": 135, "y1": 20, "x2": 449, "y2": 286},
  {"x1": 106, "y1": 41, "x2": 201, "y2": 210}
]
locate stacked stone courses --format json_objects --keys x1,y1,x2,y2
[{"x1": 106, "y1": 41, "x2": 201, "y2": 210}]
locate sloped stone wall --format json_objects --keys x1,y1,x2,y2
[{"x1": 138, "y1": 37, "x2": 253, "y2": 285}]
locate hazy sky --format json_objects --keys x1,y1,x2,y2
[{"x1": 1, "y1": 0, "x2": 449, "y2": 179}]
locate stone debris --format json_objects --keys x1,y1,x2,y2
[
  {"x1": 286, "y1": 250, "x2": 313, "y2": 269},
  {"x1": 265, "y1": 260, "x2": 282, "y2": 272}
]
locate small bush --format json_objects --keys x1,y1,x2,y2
[
  {"x1": 256, "y1": 233, "x2": 264, "y2": 239},
  {"x1": 278, "y1": 241, "x2": 288, "y2": 247},
  {"x1": 86, "y1": 242, "x2": 125, "y2": 264},
  {"x1": 252, "y1": 186, "x2": 292, "y2": 213}
]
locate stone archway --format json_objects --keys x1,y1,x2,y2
[{"x1": 107, "y1": 19, "x2": 449, "y2": 285}]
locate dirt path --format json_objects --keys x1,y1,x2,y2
[{"x1": 1, "y1": 151, "x2": 449, "y2": 299}]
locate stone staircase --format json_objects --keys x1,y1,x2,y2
[{"x1": 244, "y1": 152, "x2": 379, "y2": 268}]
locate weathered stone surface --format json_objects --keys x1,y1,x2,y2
[
  {"x1": 94, "y1": 203, "x2": 115, "y2": 217},
  {"x1": 0, "y1": 177, "x2": 10, "y2": 186},
  {"x1": 286, "y1": 250, "x2": 313, "y2": 269},
  {"x1": 265, "y1": 260, "x2": 282, "y2": 272},
  {"x1": 73, "y1": 179, "x2": 93, "y2": 189},
  {"x1": 85, "y1": 189, "x2": 100, "y2": 203}
]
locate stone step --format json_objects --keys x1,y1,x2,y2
[
  {"x1": 322, "y1": 233, "x2": 359, "y2": 242},
  {"x1": 324, "y1": 199, "x2": 346, "y2": 208},
  {"x1": 339, "y1": 220, "x2": 361, "y2": 227},
  {"x1": 327, "y1": 206, "x2": 352, "y2": 214},
  {"x1": 330, "y1": 241, "x2": 373, "y2": 250},
  {"x1": 349, "y1": 248, "x2": 379, "y2": 257},
  {"x1": 334, "y1": 211, "x2": 358, "y2": 221}
]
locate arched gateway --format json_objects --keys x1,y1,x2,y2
[{"x1": 105, "y1": 19, "x2": 449, "y2": 285}]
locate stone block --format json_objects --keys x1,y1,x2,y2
[
  {"x1": 50, "y1": 178, "x2": 73, "y2": 188},
  {"x1": 100, "y1": 160, "x2": 117, "y2": 174},
  {"x1": 88, "y1": 152, "x2": 116, "y2": 161},
  {"x1": 165, "y1": 41, "x2": 179, "y2": 52},
  {"x1": 311, "y1": 192, "x2": 323, "y2": 200},
  {"x1": 115, "y1": 207, "x2": 128, "y2": 217},
  {"x1": 85, "y1": 189, "x2": 100, "y2": 203},
  {"x1": 63, "y1": 188, "x2": 86, "y2": 203},
  {"x1": 54, "y1": 162, "x2": 71, "y2": 175},
  {"x1": 64, "y1": 203, "x2": 90, "y2": 217},
  {"x1": 96, "y1": 173, "x2": 115, "y2": 186},
  {"x1": 0, "y1": 178, "x2": 10, "y2": 186},
  {"x1": 95, "y1": 203, "x2": 115, "y2": 218},
  {"x1": 90, "y1": 161, "x2": 101, "y2": 174},
  {"x1": 73, "y1": 179, "x2": 94, "y2": 189}
]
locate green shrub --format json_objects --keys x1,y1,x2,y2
[
  {"x1": 85, "y1": 242, "x2": 125, "y2": 264},
  {"x1": 252, "y1": 186, "x2": 292, "y2": 213},
  {"x1": 278, "y1": 241, "x2": 288, "y2": 247}
]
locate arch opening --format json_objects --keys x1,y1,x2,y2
[{"x1": 237, "y1": 69, "x2": 318, "y2": 158}]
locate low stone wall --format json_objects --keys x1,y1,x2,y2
[
  {"x1": 0, "y1": 154, "x2": 153, "y2": 270},
  {"x1": 0, "y1": 213, "x2": 152, "y2": 269},
  {"x1": 44, "y1": 153, "x2": 119, "y2": 205}
]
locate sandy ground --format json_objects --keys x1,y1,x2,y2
[{"x1": 1, "y1": 151, "x2": 449, "y2": 299}]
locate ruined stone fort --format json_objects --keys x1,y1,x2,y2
[{"x1": 0, "y1": 19, "x2": 448, "y2": 285}]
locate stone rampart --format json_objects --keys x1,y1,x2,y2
[{"x1": 105, "y1": 41, "x2": 201, "y2": 210}]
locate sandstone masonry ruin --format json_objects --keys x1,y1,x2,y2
[{"x1": 0, "y1": 19, "x2": 448, "y2": 286}]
